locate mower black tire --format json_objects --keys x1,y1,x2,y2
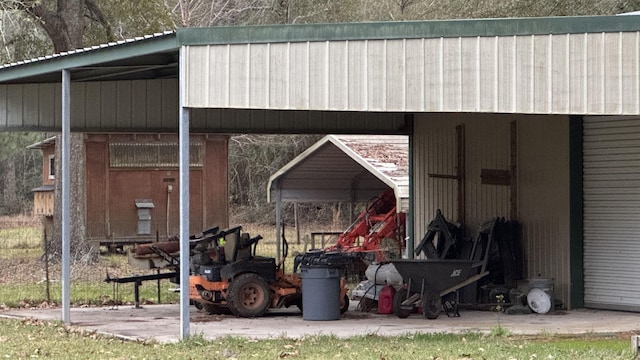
[
  {"x1": 393, "y1": 287, "x2": 412, "y2": 318},
  {"x1": 340, "y1": 294, "x2": 350, "y2": 314},
  {"x1": 421, "y1": 288, "x2": 442, "y2": 320},
  {"x1": 203, "y1": 303, "x2": 232, "y2": 315},
  {"x1": 226, "y1": 273, "x2": 271, "y2": 317}
]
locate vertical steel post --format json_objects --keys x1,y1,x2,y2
[
  {"x1": 275, "y1": 188, "x2": 281, "y2": 263},
  {"x1": 61, "y1": 69, "x2": 71, "y2": 323},
  {"x1": 178, "y1": 46, "x2": 190, "y2": 339},
  {"x1": 407, "y1": 118, "x2": 415, "y2": 259}
]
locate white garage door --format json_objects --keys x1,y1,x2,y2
[{"x1": 583, "y1": 115, "x2": 640, "y2": 311}]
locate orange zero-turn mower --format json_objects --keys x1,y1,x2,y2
[{"x1": 189, "y1": 226, "x2": 349, "y2": 317}]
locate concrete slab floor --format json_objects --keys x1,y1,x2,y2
[{"x1": 2, "y1": 304, "x2": 639, "y2": 343}]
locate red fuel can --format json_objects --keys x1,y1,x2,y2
[{"x1": 377, "y1": 285, "x2": 396, "y2": 314}]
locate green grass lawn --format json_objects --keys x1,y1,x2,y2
[
  {"x1": 0, "y1": 318, "x2": 634, "y2": 360},
  {"x1": 0, "y1": 222, "x2": 635, "y2": 359}
]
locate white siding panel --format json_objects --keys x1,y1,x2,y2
[
  {"x1": 551, "y1": 35, "x2": 569, "y2": 113},
  {"x1": 229, "y1": 44, "x2": 250, "y2": 108},
  {"x1": 442, "y1": 38, "x2": 462, "y2": 110},
  {"x1": 405, "y1": 39, "x2": 424, "y2": 111},
  {"x1": 186, "y1": 44, "x2": 208, "y2": 107},
  {"x1": 460, "y1": 37, "x2": 477, "y2": 111},
  {"x1": 289, "y1": 42, "x2": 309, "y2": 109},
  {"x1": 366, "y1": 40, "x2": 385, "y2": 111},
  {"x1": 621, "y1": 32, "x2": 639, "y2": 114},
  {"x1": 328, "y1": 41, "x2": 348, "y2": 110},
  {"x1": 477, "y1": 37, "x2": 497, "y2": 112},
  {"x1": 208, "y1": 45, "x2": 229, "y2": 107},
  {"x1": 249, "y1": 44, "x2": 268, "y2": 108},
  {"x1": 584, "y1": 115, "x2": 640, "y2": 311},
  {"x1": 424, "y1": 38, "x2": 441, "y2": 111},
  {"x1": 568, "y1": 34, "x2": 586, "y2": 113},
  {"x1": 386, "y1": 40, "x2": 405, "y2": 111},
  {"x1": 309, "y1": 42, "x2": 328, "y2": 110},
  {"x1": 270, "y1": 43, "x2": 289, "y2": 109},
  {"x1": 347, "y1": 40, "x2": 366, "y2": 110},
  {"x1": 586, "y1": 34, "x2": 605, "y2": 114},
  {"x1": 515, "y1": 36, "x2": 534, "y2": 114},
  {"x1": 532, "y1": 35, "x2": 550, "y2": 113},
  {"x1": 603, "y1": 33, "x2": 622, "y2": 114},
  {"x1": 183, "y1": 33, "x2": 640, "y2": 114},
  {"x1": 497, "y1": 36, "x2": 516, "y2": 112}
]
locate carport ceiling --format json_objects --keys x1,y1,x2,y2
[{"x1": 268, "y1": 135, "x2": 408, "y2": 211}]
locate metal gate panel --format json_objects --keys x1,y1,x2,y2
[{"x1": 583, "y1": 115, "x2": 640, "y2": 311}]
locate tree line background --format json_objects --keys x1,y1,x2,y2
[{"x1": 0, "y1": 0, "x2": 638, "y2": 260}]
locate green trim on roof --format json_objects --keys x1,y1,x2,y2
[
  {"x1": 0, "y1": 33, "x2": 179, "y2": 83},
  {"x1": 176, "y1": 15, "x2": 640, "y2": 45}
]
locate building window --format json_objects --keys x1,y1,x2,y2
[
  {"x1": 109, "y1": 142, "x2": 204, "y2": 168},
  {"x1": 48, "y1": 155, "x2": 55, "y2": 179}
]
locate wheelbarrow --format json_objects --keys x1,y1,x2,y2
[
  {"x1": 389, "y1": 217, "x2": 496, "y2": 319},
  {"x1": 390, "y1": 259, "x2": 489, "y2": 319}
]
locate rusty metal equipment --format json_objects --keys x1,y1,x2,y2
[
  {"x1": 104, "y1": 226, "x2": 220, "y2": 308},
  {"x1": 326, "y1": 189, "x2": 406, "y2": 263}
]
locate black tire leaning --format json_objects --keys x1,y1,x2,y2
[
  {"x1": 393, "y1": 287, "x2": 412, "y2": 318},
  {"x1": 226, "y1": 273, "x2": 271, "y2": 317},
  {"x1": 421, "y1": 288, "x2": 442, "y2": 320}
]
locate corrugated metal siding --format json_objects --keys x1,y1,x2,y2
[
  {"x1": 517, "y1": 115, "x2": 571, "y2": 309},
  {"x1": 0, "y1": 80, "x2": 178, "y2": 131},
  {"x1": 185, "y1": 32, "x2": 640, "y2": 115},
  {"x1": 0, "y1": 80, "x2": 407, "y2": 133},
  {"x1": 414, "y1": 113, "x2": 571, "y2": 307},
  {"x1": 413, "y1": 114, "x2": 459, "y2": 237},
  {"x1": 413, "y1": 113, "x2": 511, "y2": 235},
  {"x1": 583, "y1": 115, "x2": 640, "y2": 311}
]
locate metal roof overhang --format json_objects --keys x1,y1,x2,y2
[
  {"x1": 0, "y1": 32, "x2": 179, "y2": 84},
  {"x1": 1, "y1": 15, "x2": 639, "y2": 87},
  {"x1": 268, "y1": 135, "x2": 409, "y2": 212}
]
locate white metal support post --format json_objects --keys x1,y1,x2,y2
[
  {"x1": 178, "y1": 46, "x2": 191, "y2": 339},
  {"x1": 61, "y1": 69, "x2": 71, "y2": 323}
]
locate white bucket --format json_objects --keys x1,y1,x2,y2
[{"x1": 527, "y1": 277, "x2": 554, "y2": 314}]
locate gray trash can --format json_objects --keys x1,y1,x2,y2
[{"x1": 299, "y1": 265, "x2": 341, "y2": 321}]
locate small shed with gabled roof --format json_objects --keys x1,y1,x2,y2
[{"x1": 268, "y1": 134, "x2": 408, "y2": 212}]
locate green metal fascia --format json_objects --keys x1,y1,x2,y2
[
  {"x1": 0, "y1": 33, "x2": 179, "y2": 83},
  {"x1": 176, "y1": 15, "x2": 640, "y2": 45},
  {"x1": 569, "y1": 115, "x2": 584, "y2": 309}
]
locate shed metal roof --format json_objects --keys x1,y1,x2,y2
[
  {"x1": 1, "y1": 15, "x2": 639, "y2": 85},
  {"x1": 268, "y1": 135, "x2": 409, "y2": 212}
]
